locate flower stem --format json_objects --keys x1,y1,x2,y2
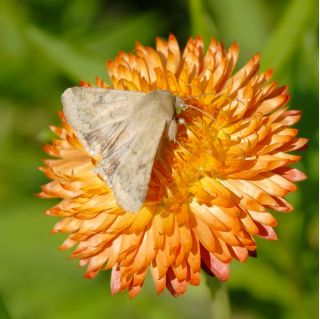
[{"x1": 207, "y1": 278, "x2": 231, "y2": 319}]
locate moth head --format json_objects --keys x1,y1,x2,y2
[
  {"x1": 175, "y1": 97, "x2": 187, "y2": 114},
  {"x1": 175, "y1": 96, "x2": 216, "y2": 122}
]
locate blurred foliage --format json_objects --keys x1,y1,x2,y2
[{"x1": 0, "y1": 0, "x2": 318, "y2": 318}]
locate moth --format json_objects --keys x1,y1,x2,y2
[{"x1": 62, "y1": 87, "x2": 187, "y2": 213}]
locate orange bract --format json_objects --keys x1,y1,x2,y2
[{"x1": 39, "y1": 34, "x2": 307, "y2": 298}]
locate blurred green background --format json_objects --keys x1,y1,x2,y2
[{"x1": 0, "y1": 0, "x2": 318, "y2": 318}]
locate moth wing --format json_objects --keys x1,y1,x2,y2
[
  {"x1": 95, "y1": 118, "x2": 168, "y2": 213},
  {"x1": 62, "y1": 87, "x2": 146, "y2": 155},
  {"x1": 63, "y1": 87, "x2": 175, "y2": 213}
]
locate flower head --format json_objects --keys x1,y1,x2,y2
[{"x1": 39, "y1": 34, "x2": 307, "y2": 298}]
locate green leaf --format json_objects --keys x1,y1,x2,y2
[
  {"x1": 61, "y1": 0, "x2": 101, "y2": 33},
  {"x1": 295, "y1": 27, "x2": 319, "y2": 94},
  {"x1": 206, "y1": 0, "x2": 270, "y2": 58},
  {"x1": 83, "y1": 12, "x2": 166, "y2": 59},
  {"x1": 189, "y1": 0, "x2": 218, "y2": 45},
  {"x1": 229, "y1": 259, "x2": 298, "y2": 307},
  {"x1": 0, "y1": 295, "x2": 11, "y2": 319},
  {"x1": 0, "y1": 1, "x2": 28, "y2": 60},
  {"x1": 25, "y1": 25, "x2": 105, "y2": 82},
  {"x1": 261, "y1": 0, "x2": 314, "y2": 75}
]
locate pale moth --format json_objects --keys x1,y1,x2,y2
[{"x1": 62, "y1": 87, "x2": 192, "y2": 213}]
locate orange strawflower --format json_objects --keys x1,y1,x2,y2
[{"x1": 39, "y1": 34, "x2": 307, "y2": 298}]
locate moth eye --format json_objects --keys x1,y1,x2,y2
[{"x1": 175, "y1": 105, "x2": 184, "y2": 114}]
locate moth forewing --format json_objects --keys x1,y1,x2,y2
[
  {"x1": 62, "y1": 88, "x2": 180, "y2": 213},
  {"x1": 62, "y1": 87, "x2": 146, "y2": 155},
  {"x1": 99, "y1": 90, "x2": 177, "y2": 213}
]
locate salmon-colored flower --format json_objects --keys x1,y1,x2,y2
[{"x1": 39, "y1": 34, "x2": 307, "y2": 298}]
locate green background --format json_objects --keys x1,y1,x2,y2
[{"x1": 0, "y1": 0, "x2": 318, "y2": 318}]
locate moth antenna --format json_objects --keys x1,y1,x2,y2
[
  {"x1": 183, "y1": 103, "x2": 216, "y2": 122},
  {"x1": 184, "y1": 93, "x2": 246, "y2": 106},
  {"x1": 181, "y1": 102, "x2": 229, "y2": 133}
]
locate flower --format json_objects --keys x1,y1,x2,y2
[{"x1": 39, "y1": 34, "x2": 307, "y2": 298}]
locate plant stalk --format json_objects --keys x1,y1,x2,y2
[{"x1": 207, "y1": 278, "x2": 231, "y2": 319}]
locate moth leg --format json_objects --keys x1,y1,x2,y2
[
  {"x1": 167, "y1": 120, "x2": 177, "y2": 142},
  {"x1": 178, "y1": 118, "x2": 186, "y2": 126}
]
